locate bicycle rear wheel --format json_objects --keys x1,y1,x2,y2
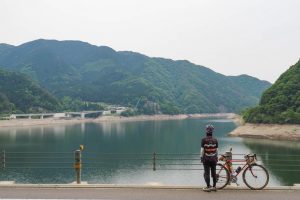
[
  {"x1": 243, "y1": 164, "x2": 269, "y2": 190},
  {"x1": 216, "y1": 163, "x2": 230, "y2": 189}
]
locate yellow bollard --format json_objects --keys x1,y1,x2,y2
[{"x1": 74, "y1": 150, "x2": 81, "y2": 184}]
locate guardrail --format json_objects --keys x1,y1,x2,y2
[{"x1": 1, "y1": 149, "x2": 300, "y2": 183}]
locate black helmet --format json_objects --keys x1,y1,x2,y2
[{"x1": 206, "y1": 124, "x2": 214, "y2": 135}]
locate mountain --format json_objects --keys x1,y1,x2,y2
[
  {"x1": 0, "y1": 43, "x2": 14, "y2": 55},
  {"x1": 228, "y1": 75, "x2": 271, "y2": 98},
  {"x1": 0, "y1": 69, "x2": 61, "y2": 114},
  {"x1": 243, "y1": 60, "x2": 300, "y2": 124},
  {"x1": 0, "y1": 39, "x2": 271, "y2": 114}
]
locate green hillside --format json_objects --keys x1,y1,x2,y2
[
  {"x1": 243, "y1": 60, "x2": 300, "y2": 124},
  {"x1": 0, "y1": 39, "x2": 271, "y2": 114},
  {"x1": 0, "y1": 69, "x2": 61, "y2": 114},
  {"x1": 0, "y1": 44, "x2": 14, "y2": 55}
]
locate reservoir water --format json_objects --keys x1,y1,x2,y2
[{"x1": 0, "y1": 118, "x2": 299, "y2": 186}]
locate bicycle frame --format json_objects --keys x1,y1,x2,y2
[
  {"x1": 221, "y1": 156, "x2": 259, "y2": 183},
  {"x1": 224, "y1": 159, "x2": 249, "y2": 177},
  {"x1": 217, "y1": 150, "x2": 269, "y2": 190}
]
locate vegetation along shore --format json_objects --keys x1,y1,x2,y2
[{"x1": 229, "y1": 60, "x2": 300, "y2": 141}]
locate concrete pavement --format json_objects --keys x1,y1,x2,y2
[{"x1": 0, "y1": 184, "x2": 300, "y2": 200}]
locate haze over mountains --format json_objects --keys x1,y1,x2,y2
[{"x1": 0, "y1": 39, "x2": 271, "y2": 114}]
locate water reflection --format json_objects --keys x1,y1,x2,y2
[
  {"x1": 242, "y1": 138, "x2": 300, "y2": 186},
  {"x1": 0, "y1": 119, "x2": 298, "y2": 185}
]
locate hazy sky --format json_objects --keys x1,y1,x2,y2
[{"x1": 1, "y1": 0, "x2": 299, "y2": 83}]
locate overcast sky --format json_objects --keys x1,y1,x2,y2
[{"x1": 1, "y1": 0, "x2": 299, "y2": 83}]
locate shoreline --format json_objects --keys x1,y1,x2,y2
[
  {"x1": 0, "y1": 113, "x2": 237, "y2": 128},
  {"x1": 229, "y1": 123, "x2": 300, "y2": 141}
]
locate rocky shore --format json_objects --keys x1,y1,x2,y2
[{"x1": 229, "y1": 123, "x2": 300, "y2": 141}]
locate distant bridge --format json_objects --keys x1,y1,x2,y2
[
  {"x1": 10, "y1": 113, "x2": 57, "y2": 119},
  {"x1": 66, "y1": 111, "x2": 104, "y2": 118}
]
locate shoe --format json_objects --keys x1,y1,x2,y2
[
  {"x1": 203, "y1": 186, "x2": 211, "y2": 192},
  {"x1": 210, "y1": 187, "x2": 217, "y2": 192}
]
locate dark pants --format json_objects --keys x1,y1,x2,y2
[{"x1": 203, "y1": 160, "x2": 217, "y2": 187}]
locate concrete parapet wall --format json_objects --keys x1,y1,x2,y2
[{"x1": 0, "y1": 182, "x2": 300, "y2": 190}]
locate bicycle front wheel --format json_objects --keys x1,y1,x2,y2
[
  {"x1": 243, "y1": 164, "x2": 269, "y2": 190},
  {"x1": 216, "y1": 163, "x2": 230, "y2": 189}
]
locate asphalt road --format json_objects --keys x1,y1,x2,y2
[{"x1": 0, "y1": 188, "x2": 300, "y2": 200}]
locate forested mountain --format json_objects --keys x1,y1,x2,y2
[
  {"x1": 228, "y1": 75, "x2": 271, "y2": 98},
  {"x1": 0, "y1": 69, "x2": 61, "y2": 114},
  {"x1": 243, "y1": 60, "x2": 300, "y2": 124},
  {"x1": 0, "y1": 44, "x2": 14, "y2": 55},
  {"x1": 0, "y1": 39, "x2": 271, "y2": 114}
]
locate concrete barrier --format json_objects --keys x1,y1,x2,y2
[{"x1": 0, "y1": 182, "x2": 299, "y2": 190}]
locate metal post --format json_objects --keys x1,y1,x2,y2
[
  {"x1": 152, "y1": 152, "x2": 156, "y2": 171},
  {"x1": 2, "y1": 150, "x2": 5, "y2": 169},
  {"x1": 74, "y1": 149, "x2": 81, "y2": 184}
]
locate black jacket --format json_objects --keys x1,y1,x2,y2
[{"x1": 201, "y1": 136, "x2": 218, "y2": 163}]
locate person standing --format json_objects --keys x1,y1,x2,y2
[{"x1": 201, "y1": 124, "x2": 218, "y2": 192}]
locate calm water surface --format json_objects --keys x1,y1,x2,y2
[{"x1": 0, "y1": 118, "x2": 299, "y2": 186}]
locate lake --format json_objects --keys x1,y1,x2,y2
[{"x1": 0, "y1": 118, "x2": 299, "y2": 186}]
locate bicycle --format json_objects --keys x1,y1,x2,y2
[{"x1": 215, "y1": 148, "x2": 269, "y2": 190}]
